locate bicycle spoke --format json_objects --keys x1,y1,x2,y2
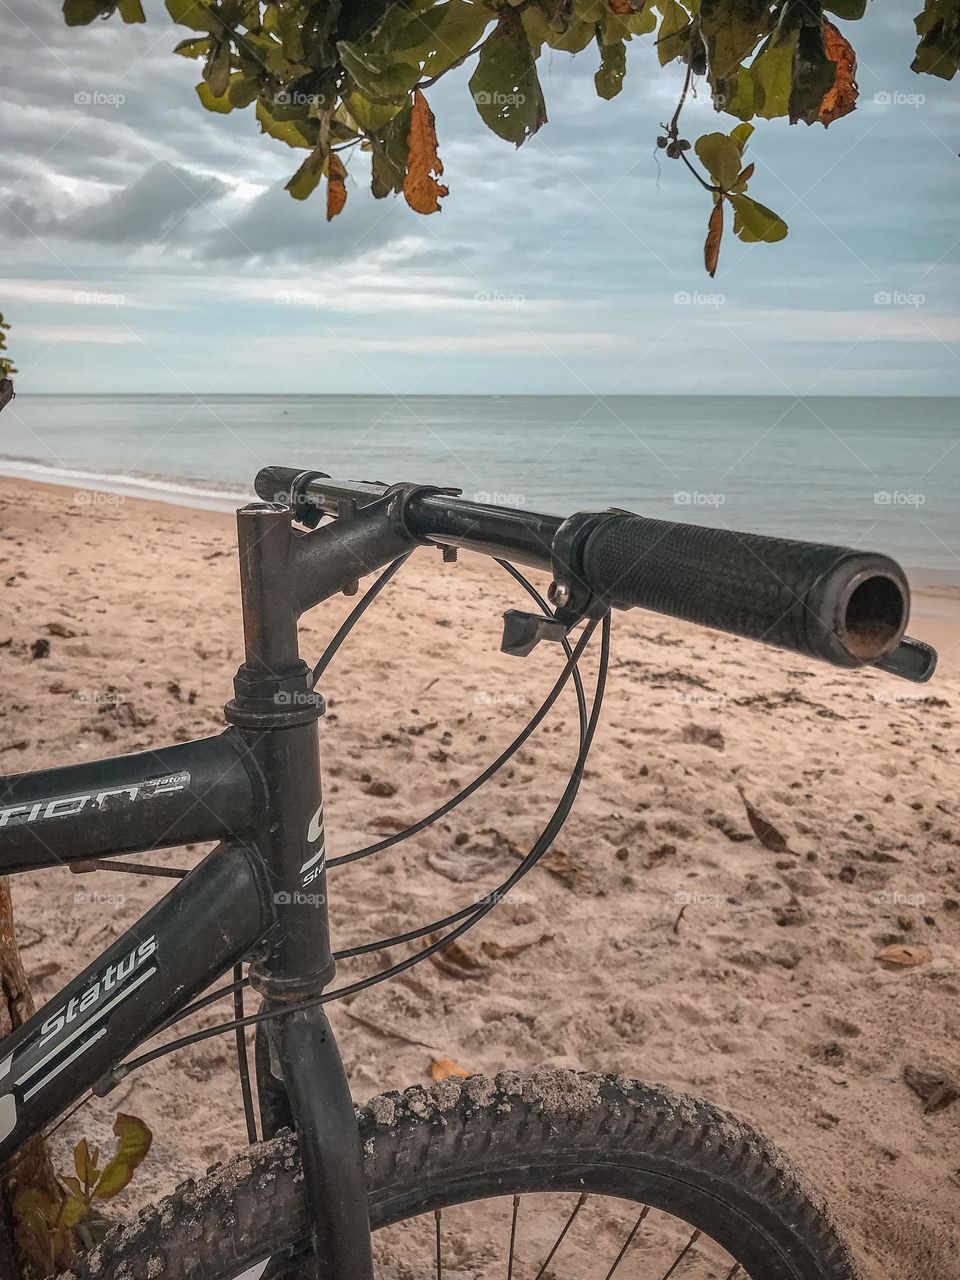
[
  {"x1": 507, "y1": 1195, "x2": 520, "y2": 1280},
  {"x1": 722, "y1": 1265, "x2": 743, "y2": 1280},
  {"x1": 603, "y1": 1205, "x2": 650, "y2": 1280},
  {"x1": 656, "y1": 1228, "x2": 702, "y2": 1280},
  {"x1": 434, "y1": 1208, "x2": 443, "y2": 1280},
  {"x1": 532, "y1": 1193, "x2": 588, "y2": 1280}
]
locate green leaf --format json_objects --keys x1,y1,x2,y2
[
  {"x1": 337, "y1": 41, "x2": 420, "y2": 103},
  {"x1": 695, "y1": 131, "x2": 743, "y2": 189},
  {"x1": 174, "y1": 36, "x2": 212, "y2": 57},
  {"x1": 63, "y1": 0, "x2": 108, "y2": 26},
  {"x1": 912, "y1": 0, "x2": 960, "y2": 80},
  {"x1": 730, "y1": 121, "x2": 754, "y2": 153},
  {"x1": 74, "y1": 1138, "x2": 98, "y2": 1190},
  {"x1": 117, "y1": 0, "x2": 146, "y2": 21},
  {"x1": 166, "y1": 0, "x2": 213, "y2": 31},
  {"x1": 700, "y1": 0, "x2": 767, "y2": 90},
  {"x1": 227, "y1": 72, "x2": 258, "y2": 107},
  {"x1": 395, "y1": 1, "x2": 493, "y2": 77},
  {"x1": 655, "y1": 0, "x2": 692, "y2": 65},
  {"x1": 285, "y1": 147, "x2": 326, "y2": 200},
  {"x1": 59, "y1": 1195, "x2": 88, "y2": 1230},
  {"x1": 256, "y1": 98, "x2": 318, "y2": 148},
  {"x1": 750, "y1": 30, "x2": 798, "y2": 118},
  {"x1": 204, "y1": 40, "x2": 232, "y2": 98},
  {"x1": 824, "y1": 0, "x2": 867, "y2": 17},
  {"x1": 595, "y1": 39, "x2": 627, "y2": 100},
  {"x1": 602, "y1": 2, "x2": 657, "y2": 43},
  {"x1": 342, "y1": 92, "x2": 404, "y2": 132},
  {"x1": 729, "y1": 193, "x2": 788, "y2": 242},
  {"x1": 196, "y1": 79, "x2": 234, "y2": 112},
  {"x1": 93, "y1": 1114, "x2": 153, "y2": 1201},
  {"x1": 468, "y1": 16, "x2": 548, "y2": 147},
  {"x1": 370, "y1": 105, "x2": 411, "y2": 198}
]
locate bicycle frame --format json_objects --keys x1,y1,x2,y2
[{"x1": 0, "y1": 498, "x2": 422, "y2": 1280}]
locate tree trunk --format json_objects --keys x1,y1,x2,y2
[
  {"x1": 0, "y1": 380, "x2": 13, "y2": 415},
  {"x1": 0, "y1": 879, "x2": 58, "y2": 1278}
]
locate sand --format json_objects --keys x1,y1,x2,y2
[{"x1": 1, "y1": 475, "x2": 958, "y2": 1280}]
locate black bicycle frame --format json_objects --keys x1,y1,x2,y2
[{"x1": 0, "y1": 497, "x2": 423, "y2": 1280}]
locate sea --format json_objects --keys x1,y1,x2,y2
[{"x1": 1, "y1": 394, "x2": 957, "y2": 586}]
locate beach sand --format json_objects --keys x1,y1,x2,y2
[{"x1": 1, "y1": 475, "x2": 958, "y2": 1280}]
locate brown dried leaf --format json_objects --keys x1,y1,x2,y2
[
  {"x1": 427, "y1": 934, "x2": 488, "y2": 980},
  {"x1": 903, "y1": 1063, "x2": 959, "y2": 1113},
  {"x1": 705, "y1": 199, "x2": 723, "y2": 278},
  {"x1": 481, "y1": 933, "x2": 554, "y2": 960},
  {"x1": 403, "y1": 89, "x2": 448, "y2": 215},
  {"x1": 876, "y1": 943, "x2": 933, "y2": 968},
  {"x1": 818, "y1": 21, "x2": 858, "y2": 127},
  {"x1": 430, "y1": 1056, "x2": 470, "y2": 1081},
  {"x1": 326, "y1": 153, "x2": 347, "y2": 221},
  {"x1": 737, "y1": 786, "x2": 791, "y2": 853}
]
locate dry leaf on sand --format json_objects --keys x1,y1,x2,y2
[
  {"x1": 737, "y1": 786, "x2": 792, "y2": 853},
  {"x1": 431, "y1": 1057, "x2": 470, "y2": 1081},
  {"x1": 427, "y1": 934, "x2": 488, "y2": 980}
]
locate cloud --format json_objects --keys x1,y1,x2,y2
[{"x1": 1, "y1": 162, "x2": 232, "y2": 248}]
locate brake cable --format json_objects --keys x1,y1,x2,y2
[
  {"x1": 328, "y1": 558, "x2": 589, "y2": 868},
  {"x1": 106, "y1": 613, "x2": 610, "y2": 1081}
]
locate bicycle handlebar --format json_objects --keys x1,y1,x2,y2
[{"x1": 255, "y1": 466, "x2": 924, "y2": 675}]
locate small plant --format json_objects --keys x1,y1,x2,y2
[
  {"x1": 14, "y1": 1114, "x2": 152, "y2": 1276},
  {"x1": 0, "y1": 312, "x2": 15, "y2": 380}
]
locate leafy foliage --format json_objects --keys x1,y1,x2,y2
[
  {"x1": 37, "y1": 0, "x2": 960, "y2": 287},
  {"x1": 0, "y1": 313, "x2": 14, "y2": 380},
  {"x1": 14, "y1": 1114, "x2": 152, "y2": 1276}
]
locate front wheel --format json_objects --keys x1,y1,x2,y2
[{"x1": 60, "y1": 1070, "x2": 859, "y2": 1280}]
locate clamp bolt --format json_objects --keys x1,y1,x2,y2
[{"x1": 547, "y1": 580, "x2": 570, "y2": 609}]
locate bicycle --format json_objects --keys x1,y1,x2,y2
[{"x1": 0, "y1": 466, "x2": 937, "y2": 1280}]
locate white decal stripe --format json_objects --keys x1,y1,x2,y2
[
  {"x1": 23, "y1": 1028, "x2": 107, "y2": 1100},
  {"x1": 15, "y1": 966, "x2": 157, "y2": 1087}
]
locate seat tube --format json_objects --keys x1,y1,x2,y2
[{"x1": 224, "y1": 501, "x2": 374, "y2": 1280}]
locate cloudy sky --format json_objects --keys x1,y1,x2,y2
[{"x1": 2, "y1": 2, "x2": 958, "y2": 396}]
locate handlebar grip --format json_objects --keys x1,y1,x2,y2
[{"x1": 578, "y1": 514, "x2": 909, "y2": 668}]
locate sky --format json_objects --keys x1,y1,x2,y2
[{"x1": 1, "y1": 1, "x2": 959, "y2": 396}]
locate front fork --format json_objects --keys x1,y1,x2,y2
[{"x1": 226, "y1": 501, "x2": 375, "y2": 1280}]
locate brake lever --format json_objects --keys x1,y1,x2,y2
[
  {"x1": 871, "y1": 636, "x2": 937, "y2": 683},
  {"x1": 500, "y1": 609, "x2": 570, "y2": 657}
]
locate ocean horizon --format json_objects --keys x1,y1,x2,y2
[{"x1": 2, "y1": 393, "x2": 957, "y2": 586}]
